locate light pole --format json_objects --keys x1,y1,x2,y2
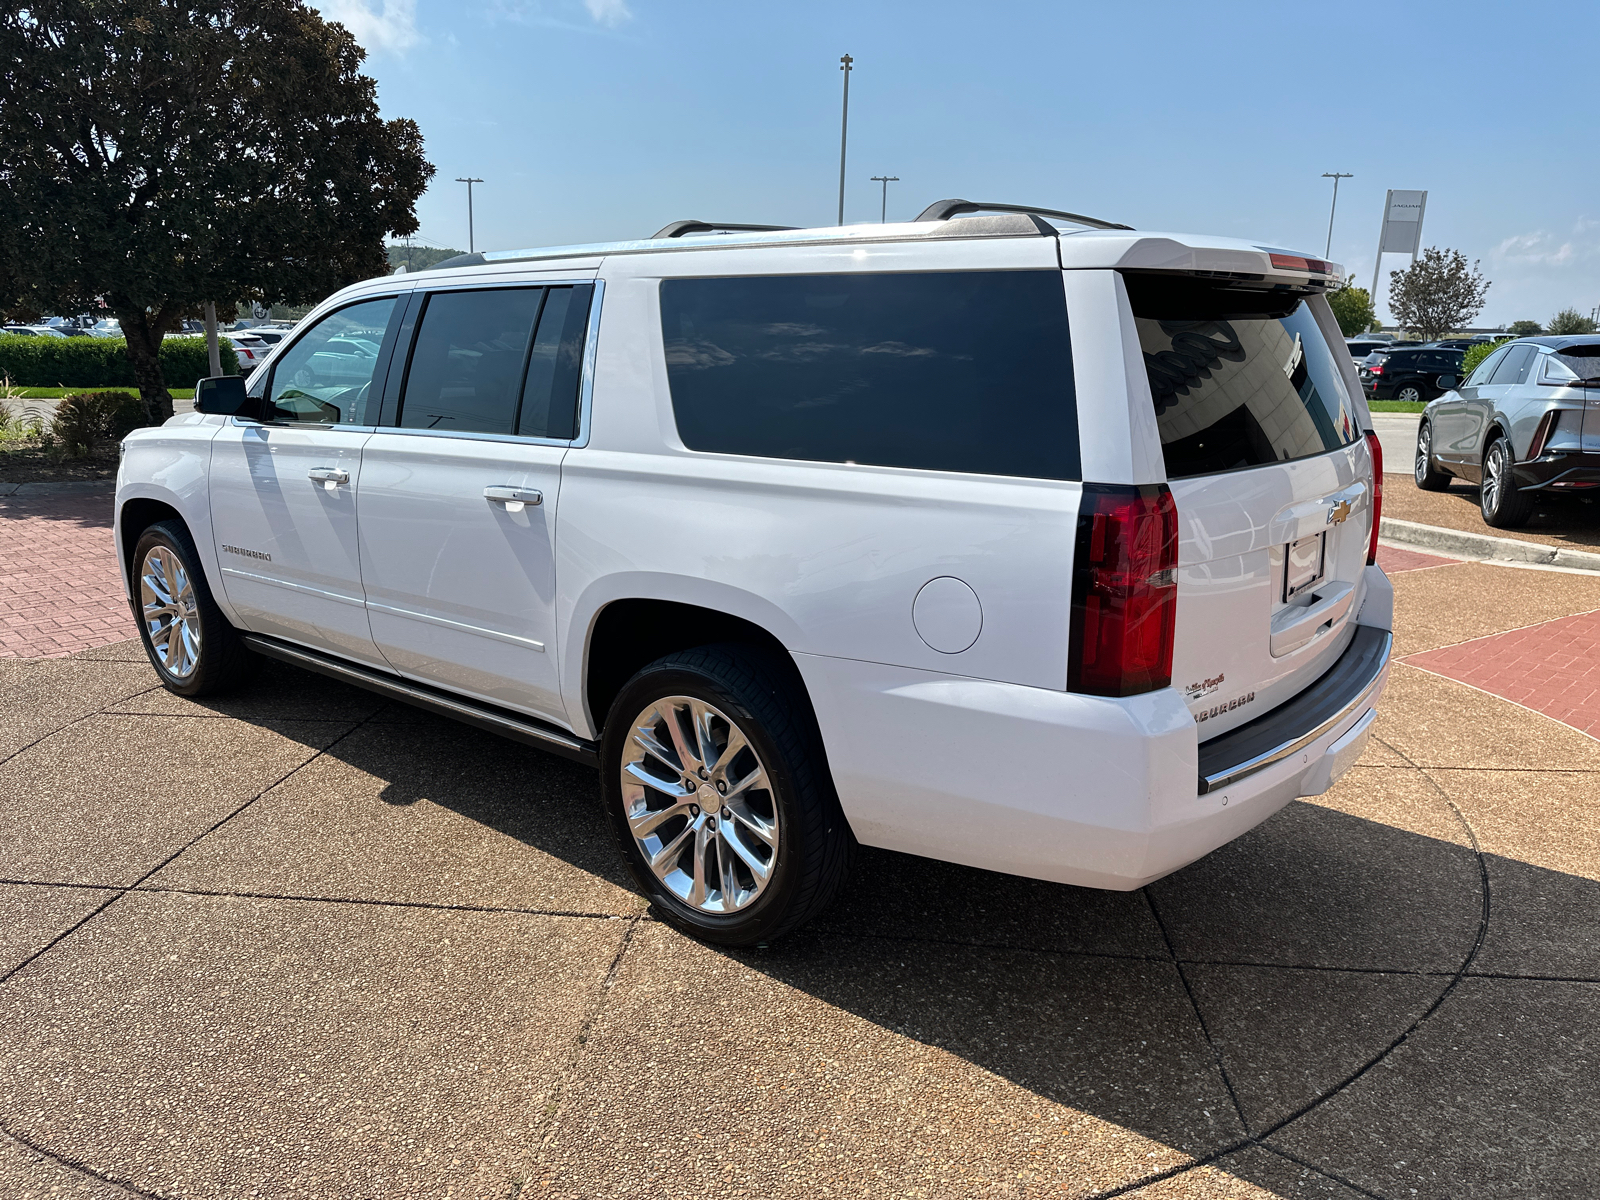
[
  {"x1": 1321, "y1": 172, "x2": 1353, "y2": 259},
  {"x1": 837, "y1": 55, "x2": 853, "y2": 225},
  {"x1": 871, "y1": 175, "x2": 899, "y2": 223},
  {"x1": 455, "y1": 176, "x2": 484, "y2": 253}
]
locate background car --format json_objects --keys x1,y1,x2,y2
[
  {"x1": 223, "y1": 331, "x2": 271, "y2": 366},
  {"x1": 1364, "y1": 347, "x2": 1465, "y2": 402},
  {"x1": 1, "y1": 325, "x2": 67, "y2": 337},
  {"x1": 1346, "y1": 338, "x2": 1391, "y2": 362},
  {"x1": 1415, "y1": 336, "x2": 1600, "y2": 527}
]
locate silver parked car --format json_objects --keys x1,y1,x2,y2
[{"x1": 1415, "y1": 337, "x2": 1600, "y2": 527}]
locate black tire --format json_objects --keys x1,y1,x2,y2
[
  {"x1": 600, "y1": 643, "x2": 855, "y2": 946},
  {"x1": 1479, "y1": 437, "x2": 1533, "y2": 529},
  {"x1": 130, "y1": 520, "x2": 256, "y2": 696},
  {"x1": 1394, "y1": 383, "x2": 1424, "y2": 404},
  {"x1": 1414, "y1": 419, "x2": 1453, "y2": 491}
]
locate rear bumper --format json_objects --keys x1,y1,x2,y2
[
  {"x1": 794, "y1": 571, "x2": 1394, "y2": 891},
  {"x1": 1512, "y1": 451, "x2": 1600, "y2": 491},
  {"x1": 1197, "y1": 624, "x2": 1391, "y2": 794}
]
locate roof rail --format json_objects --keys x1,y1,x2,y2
[
  {"x1": 914, "y1": 199, "x2": 1134, "y2": 232},
  {"x1": 652, "y1": 220, "x2": 800, "y2": 240}
]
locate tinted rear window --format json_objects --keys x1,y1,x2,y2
[
  {"x1": 659, "y1": 271, "x2": 1079, "y2": 480},
  {"x1": 1127, "y1": 275, "x2": 1361, "y2": 480}
]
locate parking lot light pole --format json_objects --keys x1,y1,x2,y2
[
  {"x1": 837, "y1": 55, "x2": 853, "y2": 225},
  {"x1": 1322, "y1": 172, "x2": 1353, "y2": 259},
  {"x1": 455, "y1": 177, "x2": 484, "y2": 253},
  {"x1": 871, "y1": 175, "x2": 899, "y2": 222}
]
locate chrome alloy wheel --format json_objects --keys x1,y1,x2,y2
[
  {"x1": 1483, "y1": 441, "x2": 1508, "y2": 514},
  {"x1": 620, "y1": 695, "x2": 779, "y2": 914},
  {"x1": 1415, "y1": 423, "x2": 1433, "y2": 483},
  {"x1": 139, "y1": 545, "x2": 201, "y2": 679}
]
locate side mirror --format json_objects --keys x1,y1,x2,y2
[
  {"x1": 1435, "y1": 375, "x2": 1458, "y2": 390},
  {"x1": 194, "y1": 374, "x2": 269, "y2": 420},
  {"x1": 194, "y1": 375, "x2": 248, "y2": 415}
]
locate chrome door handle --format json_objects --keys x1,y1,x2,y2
[
  {"x1": 484, "y1": 486, "x2": 543, "y2": 506},
  {"x1": 308, "y1": 467, "x2": 350, "y2": 488}
]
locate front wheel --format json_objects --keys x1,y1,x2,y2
[
  {"x1": 131, "y1": 520, "x2": 256, "y2": 696},
  {"x1": 600, "y1": 644, "x2": 855, "y2": 945},
  {"x1": 1479, "y1": 438, "x2": 1533, "y2": 529},
  {"x1": 1414, "y1": 420, "x2": 1453, "y2": 491}
]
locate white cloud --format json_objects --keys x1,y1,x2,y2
[
  {"x1": 489, "y1": 0, "x2": 634, "y2": 31},
  {"x1": 583, "y1": 0, "x2": 633, "y2": 25},
  {"x1": 319, "y1": 0, "x2": 421, "y2": 54}
]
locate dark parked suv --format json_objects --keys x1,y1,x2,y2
[{"x1": 1364, "y1": 347, "x2": 1466, "y2": 403}]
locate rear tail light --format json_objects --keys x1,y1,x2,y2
[
  {"x1": 1268, "y1": 252, "x2": 1333, "y2": 275},
  {"x1": 1368, "y1": 364, "x2": 1383, "y2": 375},
  {"x1": 1069, "y1": 484, "x2": 1180, "y2": 697},
  {"x1": 1365, "y1": 431, "x2": 1383, "y2": 565}
]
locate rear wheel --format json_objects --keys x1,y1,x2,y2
[
  {"x1": 600, "y1": 643, "x2": 855, "y2": 945},
  {"x1": 1479, "y1": 438, "x2": 1533, "y2": 529},
  {"x1": 131, "y1": 520, "x2": 255, "y2": 696},
  {"x1": 1414, "y1": 420, "x2": 1452, "y2": 491},
  {"x1": 1395, "y1": 383, "x2": 1424, "y2": 404}
]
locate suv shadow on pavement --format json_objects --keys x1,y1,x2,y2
[{"x1": 101, "y1": 656, "x2": 1600, "y2": 1199}]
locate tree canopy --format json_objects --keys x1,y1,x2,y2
[
  {"x1": 1547, "y1": 308, "x2": 1598, "y2": 336},
  {"x1": 1387, "y1": 248, "x2": 1490, "y2": 342},
  {"x1": 1327, "y1": 282, "x2": 1376, "y2": 337},
  {"x1": 0, "y1": 0, "x2": 434, "y2": 419},
  {"x1": 1507, "y1": 319, "x2": 1543, "y2": 337}
]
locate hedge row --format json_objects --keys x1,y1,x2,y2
[{"x1": 0, "y1": 335, "x2": 240, "y2": 388}]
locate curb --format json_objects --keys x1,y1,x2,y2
[
  {"x1": 0, "y1": 480, "x2": 116, "y2": 496},
  {"x1": 1381, "y1": 516, "x2": 1600, "y2": 572}
]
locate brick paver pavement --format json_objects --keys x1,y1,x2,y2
[
  {"x1": 1404, "y1": 606, "x2": 1600, "y2": 738},
  {"x1": 0, "y1": 489, "x2": 133, "y2": 659}
]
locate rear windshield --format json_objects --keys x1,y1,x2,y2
[
  {"x1": 659, "y1": 270, "x2": 1080, "y2": 480},
  {"x1": 1126, "y1": 274, "x2": 1361, "y2": 480}
]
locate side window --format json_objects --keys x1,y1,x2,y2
[
  {"x1": 399, "y1": 288, "x2": 544, "y2": 435},
  {"x1": 518, "y1": 285, "x2": 594, "y2": 440},
  {"x1": 395, "y1": 285, "x2": 594, "y2": 439},
  {"x1": 266, "y1": 297, "x2": 398, "y2": 425},
  {"x1": 1489, "y1": 345, "x2": 1534, "y2": 386},
  {"x1": 1466, "y1": 346, "x2": 1508, "y2": 387},
  {"x1": 659, "y1": 271, "x2": 1079, "y2": 480}
]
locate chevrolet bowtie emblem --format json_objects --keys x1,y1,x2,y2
[{"x1": 1327, "y1": 499, "x2": 1352, "y2": 526}]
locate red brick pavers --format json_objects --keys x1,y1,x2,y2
[
  {"x1": 1403, "y1": 607, "x2": 1600, "y2": 738},
  {"x1": 1376, "y1": 544, "x2": 1460, "y2": 574},
  {"x1": 0, "y1": 489, "x2": 133, "y2": 659}
]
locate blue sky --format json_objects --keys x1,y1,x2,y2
[{"x1": 323, "y1": 0, "x2": 1599, "y2": 327}]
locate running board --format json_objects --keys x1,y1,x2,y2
[{"x1": 240, "y1": 634, "x2": 598, "y2": 768}]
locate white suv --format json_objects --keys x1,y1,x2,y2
[{"x1": 116, "y1": 201, "x2": 1393, "y2": 944}]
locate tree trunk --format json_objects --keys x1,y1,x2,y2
[{"x1": 114, "y1": 305, "x2": 175, "y2": 424}]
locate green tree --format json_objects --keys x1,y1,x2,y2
[
  {"x1": 1387, "y1": 247, "x2": 1491, "y2": 342},
  {"x1": 1328, "y1": 282, "x2": 1376, "y2": 337},
  {"x1": 387, "y1": 244, "x2": 467, "y2": 272},
  {"x1": 1547, "y1": 308, "x2": 1598, "y2": 336},
  {"x1": 0, "y1": 1, "x2": 434, "y2": 421},
  {"x1": 1508, "y1": 319, "x2": 1543, "y2": 337}
]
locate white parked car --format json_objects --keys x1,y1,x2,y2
[{"x1": 115, "y1": 202, "x2": 1392, "y2": 944}]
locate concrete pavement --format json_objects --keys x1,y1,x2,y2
[{"x1": 1, "y1": 512, "x2": 1598, "y2": 1196}]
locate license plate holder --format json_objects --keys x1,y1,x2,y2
[{"x1": 1284, "y1": 532, "x2": 1327, "y2": 601}]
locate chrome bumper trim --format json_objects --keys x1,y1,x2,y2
[{"x1": 1197, "y1": 625, "x2": 1392, "y2": 795}]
